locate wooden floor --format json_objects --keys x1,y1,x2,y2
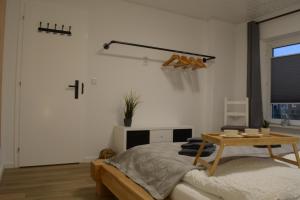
[{"x1": 0, "y1": 163, "x2": 113, "y2": 200}]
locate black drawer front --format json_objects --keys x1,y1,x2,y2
[
  {"x1": 126, "y1": 130, "x2": 150, "y2": 149},
  {"x1": 173, "y1": 129, "x2": 192, "y2": 142}
]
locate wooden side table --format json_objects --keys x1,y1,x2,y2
[{"x1": 193, "y1": 132, "x2": 300, "y2": 176}]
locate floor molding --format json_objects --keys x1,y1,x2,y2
[
  {"x1": 82, "y1": 156, "x2": 98, "y2": 163},
  {"x1": 3, "y1": 162, "x2": 14, "y2": 169}
]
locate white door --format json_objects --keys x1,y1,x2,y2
[{"x1": 19, "y1": 0, "x2": 87, "y2": 166}]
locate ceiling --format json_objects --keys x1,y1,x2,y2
[{"x1": 123, "y1": 0, "x2": 300, "y2": 23}]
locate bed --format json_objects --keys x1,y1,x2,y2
[
  {"x1": 91, "y1": 143, "x2": 300, "y2": 200},
  {"x1": 90, "y1": 159, "x2": 221, "y2": 200}
]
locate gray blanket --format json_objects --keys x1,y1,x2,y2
[
  {"x1": 106, "y1": 143, "x2": 197, "y2": 200},
  {"x1": 106, "y1": 142, "x2": 299, "y2": 200}
]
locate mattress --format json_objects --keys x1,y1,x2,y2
[
  {"x1": 180, "y1": 151, "x2": 300, "y2": 200},
  {"x1": 170, "y1": 182, "x2": 221, "y2": 200},
  {"x1": 170, "y1": 146, "x2": 300, "y2": 200}
]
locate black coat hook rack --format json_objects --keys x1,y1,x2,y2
[
  {"x1": 38, "y1": 22, "x2": 72, "y2": 36},
  {"x1": 103, "y1": 40, "x2": 216, "y2": 62}
]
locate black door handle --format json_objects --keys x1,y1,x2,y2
[
  {"x1": 68, "y1": 80, "x2": 79, "y2": 99},
  {"x1": 81, "y1": 83, "x2": 84, "y2": 94}
]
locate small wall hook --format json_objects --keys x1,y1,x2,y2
[
  {"x1": 53, "y1": 24, "x2": 57, "y2": 34},
  {"x1": 60, "y1": 25, "x2": 65, "y2": 35},
  {"x1": 38, "y1": 22, "x2": 42, "y2": 32},
  {"x1": 46, "y1": 23, "x2": 50, "y2": 33}
]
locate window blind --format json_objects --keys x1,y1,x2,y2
[{"x1": 271, "y1": 54, "x2": 300, "y2": 103}]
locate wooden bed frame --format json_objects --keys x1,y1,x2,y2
[
  {"x1": 91, "y1": 133, "x2": 300, "y2": 199},
  {"x1": 91, "y1": 159, "x2": 155, "y2": 200}
]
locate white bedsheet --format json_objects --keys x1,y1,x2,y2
[
  {"x1": 182, "y1": 153, "x2": 300, "y2": 200},
  {"x1": 170, "y1": 182, "x2": 221, "y2": 200}
]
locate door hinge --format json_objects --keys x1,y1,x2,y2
[
  {"x1": 19, "y1": 81, "x2": 21, "y2": 87},
  {"x1": 17, "y1": 147, "x2": 20, "y2": 153},
  {"x1": 22, "y1": 16, "x2": 25, "y2": 20}
]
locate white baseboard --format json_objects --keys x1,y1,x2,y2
[
  {"x1": 82, "y1": 156, "x2": 98, "y2": 163},
  {"x1": 4, "y1": 162, "x2": 15, "y2": 169}
]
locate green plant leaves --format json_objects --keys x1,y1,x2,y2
[{"x1": 124, "y1": 91, "x2": 140, "y2": 119}]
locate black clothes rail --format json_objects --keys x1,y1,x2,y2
[{"x1": 103, "y1": 40, "x2": 216, "y2": 62}]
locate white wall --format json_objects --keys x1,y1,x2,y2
[
  {"x1": 2, "y1": 0, "x2": 238, "y2": 166},
  {"x1": 233, "y1": 23, "x2": 247, "y2": 99},
  {"x1": 260, "y1": 12, "x2": 300, "y2": 41}
]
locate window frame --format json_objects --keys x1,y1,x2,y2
[
  {"x1": 267, "y1": 37, "x2": 300, "y2": 127},
  {"x1": 271, "y1": 42, "x2": 300, "y2": 126}
]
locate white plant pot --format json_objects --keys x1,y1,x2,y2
[{"x1": 261, "y1": 128, "x2": 271, "y2": 135}]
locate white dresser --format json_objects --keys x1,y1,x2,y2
[{"x1": 112, "y1": 126, "x2": 193, "y2": 153}]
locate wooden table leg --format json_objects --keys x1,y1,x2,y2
[
  {"x1": 292, "y1": 143, "x2": 300, "y2": 168},
  {"x1": 193, "y1": 142, "x2": 206, "y2": 165},
  {"x1": 267, "y1": 145, "x2": 274, "y2": 158},
  {"x1": 208, "y1": 144, "x2": 225, "y2": 176}
]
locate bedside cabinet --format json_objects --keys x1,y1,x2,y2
[{"x1": 112, "y1": 126, "x2": 193, "y2": 153}]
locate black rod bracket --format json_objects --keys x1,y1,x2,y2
[{"x1": 103, "y1": 40, "x2": 216, "y2": 61}]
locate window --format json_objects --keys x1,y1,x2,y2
[
  {"x1": 271, "y1": 54, "x2": 300, "y2": 103},
  {"x1": 273, "y1": 43, "x2": 300, "y2": 57},
  {"x1": 271, "y1": 43, "x2": 300, "y2": 126},
  {"x1": 272, "y1": 104, "x2": 300, "y2": 120}
]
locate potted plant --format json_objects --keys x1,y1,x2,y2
[
  {"x1": 123, "y1": 91, "x2": 140, "y2": 127},
  {"x1": 261, "y1": 120, "x2": 270, "y2": 135}
]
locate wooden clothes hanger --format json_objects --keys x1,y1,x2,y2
[
  {"x1": 174, "y1": 56, "x2": 191, "y2": 68},
  {"x1": 162, "y1": 54, "x2": 180, "y2": 67},
  {"x1": 188, "y1": 57, "x2": 198, "y2": 70},
  {"x1": 189, "y1": 58, "x2": 206, "y2": 70},
  {"x1": 163, "y1": 55, "x2": 207, "y2": 70},
  {"x1": 198, "y1": 58, "x2": 207, "y2": 68}
]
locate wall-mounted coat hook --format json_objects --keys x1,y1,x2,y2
[{"x1": 38, "y1": 22, "x2": 72, "y2": 36}]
